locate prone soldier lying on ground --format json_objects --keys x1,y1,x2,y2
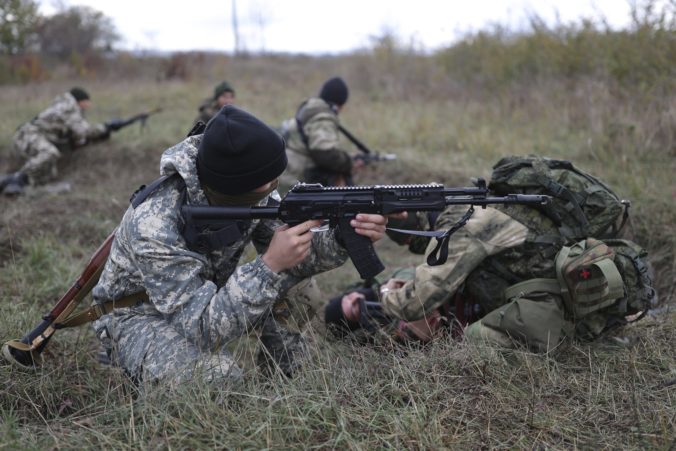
[{"x1": 325, "y1": 157, "x2": 657, "y2": 351}]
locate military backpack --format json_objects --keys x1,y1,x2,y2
[{"x1": 489, "y1": 155, "x2": 630, "y2": 242}]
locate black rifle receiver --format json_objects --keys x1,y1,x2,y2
[{"x1": 182, "y1": 179, "x2": 549, "y2": 279}]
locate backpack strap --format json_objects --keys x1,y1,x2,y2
[
  {"x1": 533, "y1": 168, "x2": 589, "y2": 239},
  {"x1": 503, "y1": 278, "x2": 561, "y2": 301}
]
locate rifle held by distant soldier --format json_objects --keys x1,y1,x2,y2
[{"x1": 105, "y1": 107, "x2": 163, "y2": 132}]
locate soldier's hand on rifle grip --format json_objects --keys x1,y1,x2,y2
[
  {"x1": 349, "y1": 213, "x2": 401, "y2": 242},
  {"x1": 262, "y1": 220, "x2": 322, "y2": 273}
]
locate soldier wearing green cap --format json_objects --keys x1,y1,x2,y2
[
  {"x1": 195, "y1": 81, "x2": 236, "y2": 125},
  {"x1": 1, "y1": 87, "x2": 111, "y2": 195}
]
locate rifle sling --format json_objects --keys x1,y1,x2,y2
[
  {"x1": 337, "y1": 125, "x2": 371, "y2": 154},
  {"x1": 56, "y1": 292, "x2": 150, "y2": 329}
]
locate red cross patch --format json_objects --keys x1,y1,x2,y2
[{"x1": 579, "y1": 268, "x2": 592, "y2": 280}]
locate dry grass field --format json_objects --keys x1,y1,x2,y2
[{"x1": 0, "y1": 40, "x2": 674, "y2": 449}]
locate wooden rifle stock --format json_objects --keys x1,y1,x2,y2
[{"x1": 2, "y1": 232, "x2": 115, "y2": 368}]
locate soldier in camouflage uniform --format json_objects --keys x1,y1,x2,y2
[
  {"x1": 328, "y1": 203, "x2": 654, "y2": 352},
  {"x1": 279, "y1": 77, "x2": 361, "y2": 189},
  {"x1": 1, "y1": 88, "x2": 110, "y2": 195},
  {"x1": 195, "y1": 81, "x2": 236, "y2": 125},
  {"x1": 92, "y1": 105, "x2": 389, "y2": 385}
]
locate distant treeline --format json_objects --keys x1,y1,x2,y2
[
  {"x1": 0, "y1": 0, "x2": 673, "y2": 91},
  {"x1": 435, "y1": 1, "x2": 675, "y2": 90}
]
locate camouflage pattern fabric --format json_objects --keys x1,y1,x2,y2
[
  {"x1": 279, "y1": 97, "x2": 352, "y2": 188},
  {"x1": 380, "y1": 205, "x2": 578, "y2": 352},
  {"x1": 195, "y1": 98, "x2": 219, "y2": 125},
  {"x1": 381, "y1": 205, "x2": 530, "y2": 321},
  {"x1": 92, "y1": 134, "x2": 348, "y2": 385},
  {"x1": 381, "y1": 202, "x2": 648, "y2": 352},
  {"x1": 12, "y1": 92, "x2": 108, "y2": 185}
]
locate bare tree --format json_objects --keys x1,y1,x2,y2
[{"x1": 37, "y1": 5, "x2": 119, "y2": 57}]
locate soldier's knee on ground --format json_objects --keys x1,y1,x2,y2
[
  {"x1": 21, "y1": 141, "x2": 61, "y2": 185},
  {"x1": 465, "y1": 321, "x2": 517, "y2": 349},
  {"x1": 471, "y1": 295, "x2": 572, "y2": 353},
  {"x1": 143, "y1": 350, "x2": 244, "y2": 386}
]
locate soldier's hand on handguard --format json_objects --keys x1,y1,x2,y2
[
  {"x1": 350, "y1": 212, "x2": 406, "y2": 243},
  {"x1": 262, "y1": 220, "x2": 321, "y2": 273}
]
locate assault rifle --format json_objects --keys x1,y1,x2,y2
[
  {"x1": 2, "y1": 178, "x2": 547, "y2": 369},
  {"x1": 105, "y1": 107, "x2": 163, "y2": 132},
  {"x1": 338, "y1": 124, "x2": 397, "y2": 166},
  {"x1": 182, "y1": 179, "x2": 549, "y2": 280}
]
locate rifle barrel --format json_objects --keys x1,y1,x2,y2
[{"x1": 444, "y1": 194, "x2": 548, "y2": 205}]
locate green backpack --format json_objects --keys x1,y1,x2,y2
[{"x1": 489, "y1": 156, "x2": 630, "y2": 242}]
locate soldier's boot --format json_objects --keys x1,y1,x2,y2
[
  {"x1": 2, "y1": 172, "x2": 29, "y2": 196},
  {"x1": 0, "y1": 173, "x2": 12, "y2": 192}
]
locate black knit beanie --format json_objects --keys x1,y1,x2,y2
[
  {"x1": 319, "y1": 77, "x2": 349, "y2": 106},
  {"x1": 324, "y1": 295, "x2": 361, "y2": 335},
  {"x1": 70, "y1": 87, "x2": 90, "y2": 102},
  {"x1": 197, "y1": 105, "x2": 287, "y2": 195}
]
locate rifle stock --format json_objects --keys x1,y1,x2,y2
[{"x1": 2, "y1": 232, "x2": 115, "y2": 368}]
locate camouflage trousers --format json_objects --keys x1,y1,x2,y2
[
  {"x1": 464, "y1": 294, "x2": 574, "y2": 353},
  {"x1": 95, "y1": 278, "x2": 323, "y2": 385},
  {"x1": 13, "y1": 125, "x2": 61, "y2": 185}
]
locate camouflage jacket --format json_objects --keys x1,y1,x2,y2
[
  {"x1": 283, "y1": 97, "x2": 352, "y2": 175},
  {"x1": 18, "y1": 92, "x2": 108, "y2": 147},
  {"x1": 195, "y1": 98, "x2": 219, "y2": 125},
  {"x1": 92, "y1": 134, "x2": 348, "y2": 349},
  {"x1": 381, "y1": 205, "x2": 531, "y2": 321}
]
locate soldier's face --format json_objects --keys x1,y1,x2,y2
[
  {"x1": 217, "y1": 92, "x2": 235, "y2": 108},
  {"x1": 78, "y1": 100, "x2": 91, "y2": 111},
  {"x1": 341, "y1": 291, "x2": 364, "y2": 322}
]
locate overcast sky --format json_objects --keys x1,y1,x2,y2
[{"x1": 39, "y1": 0, "x2": 640, "y2": 53}]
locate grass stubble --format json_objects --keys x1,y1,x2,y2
[{"x1": 0, "y1": 53, "x2": 674, "y2": 449}]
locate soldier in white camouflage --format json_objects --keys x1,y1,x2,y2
[
  {"x1": 195, "y1": 81, "x2": 236, "y2": 125},
  {"x1": 92, "y1": 105, "x2": 390, "y2": 385},
  {"x1": 279, "y1": 77, "x2": 361, "y2": 189},
  {"x1": 1, "y1": 88, "x2": 110, "y2": 195}
]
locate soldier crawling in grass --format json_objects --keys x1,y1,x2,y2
[
  {"x1": 325, "y1": 157, "x2": 656, "y2": 350},
  {"x1": 0, "y1": 87, "x2": 111, "y2": 195},
  {"x1": 91, "y1": 105, "x2": 391, "y2": 386}
]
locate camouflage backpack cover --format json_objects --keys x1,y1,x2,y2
[{"x1": 489, "y1": 156, "x2": 629, "y2": 242}]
